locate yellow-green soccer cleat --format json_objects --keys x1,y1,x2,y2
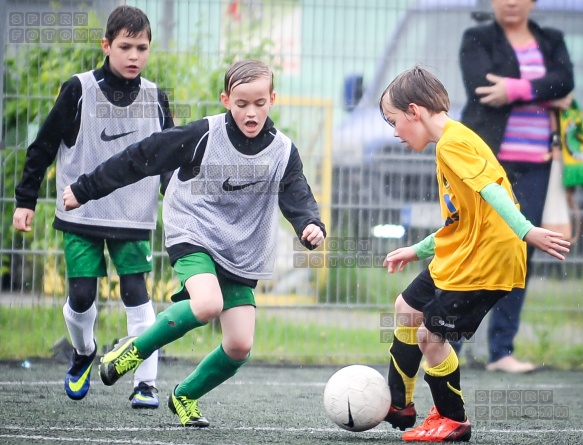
[
  {"x1": 99, "y1": 336, "x2": 143, "y2": 386},
  {"x1": 168, "y1": 386, "x2": 210, "y2": 427},
  {"x1": 64, "y1": 340, "x2": 97, "y2": 400}
]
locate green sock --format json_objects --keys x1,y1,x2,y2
[
  {"x1": 176, "y1": 344, "x2": 248, "y2": 400},
  {"x1": 134, "y1": 300, "x2": 205, "y2": 357}
]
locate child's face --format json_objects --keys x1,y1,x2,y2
[
  {"x1": 101, "y1": 29, "x2": 150, "y2": 79},
  {"x1": 220, "y1": 76, "x2": 275, "y2": 138},
  {"x1": 380, "y1": 98, "x2": 426, "y2": 152}
]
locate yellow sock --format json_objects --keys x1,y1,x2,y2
[
  {"x1": 394, "y1": 326, "x2": 419, "y2": 345},
  {"x1": 423, "y1": 346, "x2": 459, "y2": 377}
]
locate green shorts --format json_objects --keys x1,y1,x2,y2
[
  {"x1": 63, "y1": 232, "x2": 153, "y2": 278},
  {"x1": 171, "y1": 252, "x2": 256, "y2": 310}
]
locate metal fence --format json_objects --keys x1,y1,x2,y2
[{"x1": 1, "y1": 0, "x2": 583, "y2": 366}]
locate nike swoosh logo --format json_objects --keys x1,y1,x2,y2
[
  {"x1": 100, "y1": 128, "x2": 136, "y2": 142},
  {"x1": 343, "y1": 398, "x2": 355, "y2": 428},
  {"x1": 222, "y1": 177, "x2": 263, "y2": 192},
  {"x1": 67, "y1": 363, "x2": 93, "y2": 393},
  {"x1": 146, "y1": 255, "x2": 153, "y2": 262}
]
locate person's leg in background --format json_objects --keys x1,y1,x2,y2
[
  {"x1": 109, "y1": 239, "x2": 160, "y2": 408},
  {"x1": 487, "y1": 162, "x2": 550, "y2": 373},
  {"x1": 62, "y1": 233, "x2": 104, "y2": 400},
  {"x1": 119, "y1": 273, "x2": 159, "y2": 408},
  {"x1": 450, "y1": 337, "x2": 463, "y2": 356}
]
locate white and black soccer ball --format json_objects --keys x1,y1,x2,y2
[{"x1": 323, "y1": 364, "x2": 391, "y2": 432}]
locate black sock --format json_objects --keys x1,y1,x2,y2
[
  {"x1": 388, "y1": 328, "x2": 423, "y2": 408},
  {"x1": 423, "y1": 350, "x2": 465, "y2": 422}
]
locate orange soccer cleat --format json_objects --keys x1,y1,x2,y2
[{"x1": 402, "y1": 406, "x2": 471, "y2": 442}]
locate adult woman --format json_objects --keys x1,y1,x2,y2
[{"x1": 458, "y1": 0, "x2": 574, "y2": 373}]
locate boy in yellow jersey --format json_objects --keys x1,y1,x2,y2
[{"x1": 378, "y1": 66, "x2": 569, "y2": 442}]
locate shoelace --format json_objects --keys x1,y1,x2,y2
[
  {"x1": 114, "y1": 347, "x2": 141, "y2": 375},
  {"x1": 176, "y1": 395, "x2": 202, "y2": 419},
  {"x1": 421, "y1": 410, "x2": 443, "y2": 427},
  {"x1": 424, "y1": 416, "x2": 445, "y2": 427},
  {"x1": 129, "y1": 383, "x2": 157, "y2": 400},
  {"x1": 70, "y1": 352, "x2": 93, "y2": 373},
  {"x1": 173, "y1": 396, "x2": 191, "y2": 422}
]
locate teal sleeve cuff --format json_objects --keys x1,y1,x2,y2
[
  {"x1": 480, "y1": 183, "x2": 534, "y2": 239},
  {"x1": 412, "y1": 232, "x2": 436, "y2": 260}
]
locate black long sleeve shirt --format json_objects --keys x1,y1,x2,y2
[
  {"x1": 72, "y1": 111, "x2": 325, "y2": 243},
  {"x1": 15, "y1": 57, "x2": 175, "y2": 240},
  {"x1": 71, "y1": 111, "x2": 326, "y2": 287}
]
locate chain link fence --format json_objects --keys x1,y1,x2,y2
[{"x1": 2, "y1": 0, "x2": 583, "y2": 366}]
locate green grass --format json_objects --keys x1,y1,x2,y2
[
  {"x1": 320, "y1": 265, "x2": 412, "y2": 305},
  {"x1": 0, "y1": 304, "x2": 387, "y2": 364},
  {"x1": 1, "y1": 300, "x2": 583, "y2": 369},
  {"x1": 255, "y1": 315, "x2": 388, "y2": 365},
  {"x1": 516, "y1": 277, "x2": 583, "y2": 369}
]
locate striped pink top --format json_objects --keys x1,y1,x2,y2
[{"x1": 497, "y1": 41, "x2": 551, "y2": 163}]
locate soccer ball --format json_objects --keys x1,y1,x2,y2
[{"x1": 323, "y1": 365, "x2": 391, "y2": 432}]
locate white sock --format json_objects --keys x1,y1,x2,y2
[
  {"x1": 126, "y1": 301, "x2": 158, "y2": 387},
  {"x1": 63, "y1": 298, "x2": 97, "y2": 355}
]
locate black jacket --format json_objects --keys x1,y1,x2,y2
[
  {"x1": 71, "y1": 111, "x2": 326, "y2": 255},
  {"x1": 459, "y1": 20, "x2": 574, "y2": 154},
  {"x1": 15, "y1": 58, "x2": 175, "y2": 240}
]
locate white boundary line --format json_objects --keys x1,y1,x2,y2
[
  {"x1": 3, "y1": 425, "x2": 583, "y2": 433},
  {"x1": 2, "y1": 424, "x2": 583, "y2": 445},
  {"x1": 0, "y1": 436, "x2": 181, "y2": 445},
  {"x1": 0, "y1": 380, "x2": 325, "y2": 387},
  {"x1": 0, "y1": 380, "x2": 580, "y2": 389}
]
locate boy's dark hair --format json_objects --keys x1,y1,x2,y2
[
  {"x1": 105, "y1": 5, "x2": 152, "y2": 43},
  {"x1": 379, "y1": 65, "x2": 450, "y2": 116},
  {"x1": 224, "y1": 60, "x2": 274, "y2": 95}
]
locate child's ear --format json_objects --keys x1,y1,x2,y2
[
  {"x1": 220, "y1": 92, "x2": 230, "y2": 109},
  {"x1": 270, "y1": 91, "x2": 277, "y2": 106},
  {"x1": 408, "y1": 103, "x2": 420, "y2": 119},
  {"x1": 101, "y1": 38, "x2": 110, "y2": 56}
]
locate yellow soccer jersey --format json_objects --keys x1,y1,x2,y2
[{"x1": 430, "y1": 120, "x2": 526, "y2": 291}]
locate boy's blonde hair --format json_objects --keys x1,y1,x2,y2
[
  {"x1": 379, "y1": 65, "x2": 450, "y2": 117},
  {"x1": 224, "y1": 60, "x2": 274, "y2": 95}
]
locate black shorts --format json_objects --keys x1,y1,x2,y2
[{"x1": 402, "y1": 268, "x2": 508, "y2": 342}]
